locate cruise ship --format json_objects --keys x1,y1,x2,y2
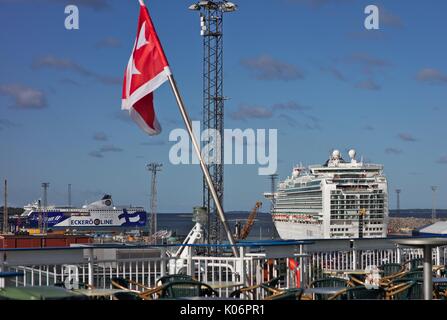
[
  {"x1": 265, "y1": 149, "x2": 388, "y2": 239},
  {"x1": 21, "y1": 195, "x2": 147, "y2": 230}
]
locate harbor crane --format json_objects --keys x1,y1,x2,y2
[{"x1": 236, "y1": 202, "x2": 262, "y2": 240}]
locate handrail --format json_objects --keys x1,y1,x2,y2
[
  {"x1": 1, "y1": 235, "x2": 446, "y2": 253},
  {"x1": 0, "y1": 239, "x2": 312, "y2": 252}
]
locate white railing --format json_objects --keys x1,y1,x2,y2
[
  {"x1": 1, "y1": 242, "x2": 446, "y2": 299},
  {"x1": 301, "y1": 246, "x2": 446, "y2": 286}
]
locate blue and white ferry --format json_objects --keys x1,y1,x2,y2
[{"x1": 21, "y1": 195, "x2": 147, "y2": 230}]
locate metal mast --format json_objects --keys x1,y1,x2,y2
[
  {"x1": 147, "y1": 163, "x2": 162, "y2": 237},
  {"x1": 189, "y1": 1, "x2": 237, "y2": 245},
  {"x1": 395, "y1": 189, "x2": 401, "y2": 216},
  {"x1": 269, "y1": 174, "x2": 278, "y2": 212},
  {"x1": 431, "y1": 186, "x2": 438, "y2": 222},
  {"x1": 3, "y1": 179, "x2": 7, "y2": 234},
  {"x1": 68, "y1": 184, "x2": 72, "y2": 207},
  {"x1": 41, "y1": 182, "x2": 49, "y2": 233},
  {"x1": 268, "y1": 174, "x2": 278, "y2": 239}
]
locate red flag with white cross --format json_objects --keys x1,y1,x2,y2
[{"x1": 121, "y1": 0, "x2": 171, "y2": 135}]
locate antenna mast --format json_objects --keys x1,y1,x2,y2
[
  {"x1": 189, "y1": 1, "x2": 237, "y2": 245},
  {"x1": 431, "y1": 186, "x2": 438, "y2": 222},
  {"x1": 41, "y1": 182, "x2": 49, "y2": 234},
  {"x1": 395, "y1": 189, "x2": 401, "y2": 216},
  {"x1": 147, "y1": 163, "x2": 162, "y2": 239},
  {"x1": 68, "y1": 184, "x2": 72, "y2": 207},
  {"x1": 269, "y1": 174, "x2": 278, "y2": 212},
  {"x1": 3, "y1": 179, "x2": 8, "y2": 234}
]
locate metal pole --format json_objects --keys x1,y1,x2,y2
[
  {"x1": 0, "y1": 251, "x2": 4, "y2": 288},
  {"x1": 239, "y1": 246, "x2": 246, "y2": 285},
  {"x1": 431, "y1": 186, "x2": 437, "y2": 222},
  {"x1": 42, "y1": 183, "x2": 49, "y2": 209},
  {"x1": 152, "y1": 169, "x2": 156, "y2": 235},
  {"x1": 147, "y1": 163, "x2": 162, "y2": 238},
  {"x1": 3, "y1": 179, "x2": 8, "y2": 234},
  {"x1": 423, "y1": 245, "x2": 433, "y2": 300},
  {"x1": 167, "y1": 74, "x2": 238, "y2": 257},
  {"x1": 396, "y1": 245, "x2": 401, "y2": 264},
  {"x1": 186, "y1": 246, "x2": 193, "y2": 276},
  {"x1": 199, "y1": 4, "x2": 225, "y2": 247},
  {"x1": 299, "y1": 244, "x2": 303, "y2": 288},
  {"x1": 68, "y1": 184, "x2": 72, "y2": 207},
  {"x1": 269, "y1": 174, "x2": 278, "y2": 211},
  {"x1": 41, "y1": 182, "x2": 49, "y2": 233},
  {"x1": 436, "y1": 246, "x2": 441, "y2": 277},
  {"x1": 352, "y1": 247, "x2": 357, "y2": 270},
  {"x1": 269, "y1": 174, "x2": 277, "y2": 239},
  {"x1": 87, "y1": 248, "x2": 94, "y2": 288},
  {"x1": 38, "y1": 200, "x2": 42, "y2": 234},
  {"x1": 160, "y1": 248, "x2": 166, "y2": 277}
]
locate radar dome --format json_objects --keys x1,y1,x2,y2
[
  {"x1": 292, "y1": 169, "x2": 300, "y2": 178},
  {"x1": 332, "y1": 149, "x2": 341, "y2": 159},
  {"x1": 348, "y1": 149, "x2": 356, "y2": 159}
]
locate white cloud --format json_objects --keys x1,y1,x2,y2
[{"x1": 0, "y1": 84, "x2": 47, "y2": 109}]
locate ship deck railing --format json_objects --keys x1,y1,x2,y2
[{"x1": 0, "y1": 237, "x2": 446, "y2": 299}]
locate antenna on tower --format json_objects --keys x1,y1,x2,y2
[
  {"x1": 147, "y1": 163, "x2": 162, "y2": 241},
  {"x1": 189, "y1": 1, "x2": 237, "y2": 246}
]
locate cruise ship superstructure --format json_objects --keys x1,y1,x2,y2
[{"x1": 265, "y1": 149, "x2": 388, "y2": 239}]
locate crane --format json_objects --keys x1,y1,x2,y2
[{"x1": 238, "y1": 202, "x2": 262, "y2": 240}]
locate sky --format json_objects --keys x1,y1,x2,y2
[{"x1": 0, "y1": 0, "x2": 446, "y2": 212}]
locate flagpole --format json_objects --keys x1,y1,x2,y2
[{"x1": 167, "y1": 74, "x2": 239, "y2": 258}]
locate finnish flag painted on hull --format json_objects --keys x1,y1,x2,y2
[
  {"x1": 26, "y1": 210, "x2": 147, "y2": 229},
  {"x1": 118, "y1": 209, "x2": 146, "y2": 226}
]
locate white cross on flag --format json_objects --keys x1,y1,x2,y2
[{"x1": 121, "y1": 0, "x2": 171, "y2": 135}]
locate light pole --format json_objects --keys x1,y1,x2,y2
[
  {"x1": 147, "y1": 163, "x2": 162, "y2": 239},
  {"x1": 189, "y1": 1, "x2": 237, "y2": 246},
  {"x1": 3, "y1": 179, "x2": 8, "y2": 234},
  {"x1": 395, "y1": 189, "x2": 401, "y2": 215},
  {"x1": 41, "y1": 182, "x2": 49, "y2": 233},
  {"x1": 431, "y1": 186, "x2": 438, "y2": 222},
  {"x1": 68, "y1": 184, "x2": 72, "y2": 207}
]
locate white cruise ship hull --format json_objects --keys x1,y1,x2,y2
[{"x1": 273, "y1": 220, "x2": 323, "y2": 240}]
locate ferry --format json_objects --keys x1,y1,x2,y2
[
  {"x1": 21, "y1": 195, "x2": 147, "y2": 231},
  {"x1": 265, "y1": 149, "x2": 388, "y2": 239}
]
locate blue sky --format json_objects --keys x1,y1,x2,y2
[{"x1": 0, "y1": 0, "x2": 446, "y2": 211}]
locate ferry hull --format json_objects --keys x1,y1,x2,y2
[{"x1": 26, "y1": 210, "x2": 147, "y2": 230}]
